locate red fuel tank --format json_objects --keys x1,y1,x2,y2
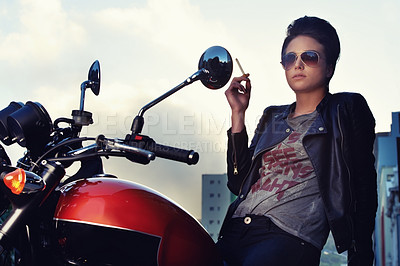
[{"x1": 54, "y1": 177, "x2": 222, "y2": 266}]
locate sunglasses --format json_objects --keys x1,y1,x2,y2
[{"x1": 281, "y1": 51, "x2": 322, "y2": 71}]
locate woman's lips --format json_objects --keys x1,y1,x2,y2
[{"x1": 292, "y1": 74, "x2": 306, "y2": 79}]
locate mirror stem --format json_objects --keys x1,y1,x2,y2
[
  {"x1": 131, "y1": 69, "x2": 209, "y2": 134},
  {"x1": 138, "y1": 68, "x2": 208, "y2": 117},
  {"x1": 79, "y1": 81, "x2": 89, "y2": 111}
]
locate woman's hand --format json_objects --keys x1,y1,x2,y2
[{"x1": 225, "y1": 75, "x2": 251, "y2": 133}]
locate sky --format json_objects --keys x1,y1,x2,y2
[{"x1": 0, "y1": 0, "x2": 399, "y2": 219}]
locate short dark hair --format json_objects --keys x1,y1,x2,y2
[{"x1": 281, "y1": 16, "x2": 341, "y2": 85}]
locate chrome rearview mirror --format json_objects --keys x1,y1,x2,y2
[
  {"x1": 130, "y1": 46, "x2": 233, "y2": 134},
  {"x1": 88, "y1": 60, "x2": 101, "y2": 96},
  {"x1": 72, "y1": 60, "x2": 101, "y2": 129},
  {"x1": 198, "y1": 46, "x2": 233, "y2": 90},
  {"x1": 79, "y1": 60, "x2": 101, "y2": 112}
]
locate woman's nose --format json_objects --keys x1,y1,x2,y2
[{"x1": 294, "y1": 56, "x2": 304, "y2": 69}]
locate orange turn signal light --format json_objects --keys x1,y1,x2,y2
[{"x1": 4, "y1": 168, "x2": 26, "y2": 195}]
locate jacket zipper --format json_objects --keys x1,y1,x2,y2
[
  {"x1": 232, "y1": 137, "x2": 238, "y2": 175},
  {"x1": 337, "y1": 104, "x2": 356, "y2": 251},
  {"x1": 233, "y1": 164, "x2": 238, "y2": 175}
]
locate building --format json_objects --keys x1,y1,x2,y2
[
  {"x1": 201, "y1": 173, "x2": 234, "y2": 242},
  {"x1": 374, "y1": 111, "x2": 400, "y2": 266}
]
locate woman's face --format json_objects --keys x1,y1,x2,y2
[{"x1": 283, "y1": 35, "x2": 332, "y2": 95}]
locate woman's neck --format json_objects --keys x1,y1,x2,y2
[{"x1": 292, "y1": 90, "x2": 327, "y2": 117}]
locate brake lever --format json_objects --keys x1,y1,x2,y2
[
  {"x1": 66, "y1": 143, "x2": 98, "y2": 156},
  {"x1": 96, "y1": 135, "x2": 155, "y2": 161}
]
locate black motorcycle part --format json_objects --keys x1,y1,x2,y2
[
  {"x1": 0, "y1": 145, "x2": 10, "y2": 166},
  {"x1": 55, "y1": 220, "x2": 161, "y2": 265},
  {"x1": 0, "y1": 102, "x2": 24, "y2": 146},
  {"x1": 60, "y1": 156, "x2": 104, "y2": 185},
  {"x1": 147, "y1": 142, "x2": 199, "y2": 165},
  {"x1": 71, "y1": 110, "x2": 93, "y2": 127},
  {"x1": 125, "y1": 134, "x2": 199, "y2": 165},
  {"x1": 6, "y1": 102, "x2": 52, "y2": 157},
  {"x1": 198, "y1": 46, "x2": 233, "y2": 90}
]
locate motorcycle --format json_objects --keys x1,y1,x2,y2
[{"x1": 0, "y1": 46, "x2": 233, "y2": 266}]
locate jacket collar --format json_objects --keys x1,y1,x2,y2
[
  {"x1": 316, "y1": 92, "x2": 332, "y2": 113},
  {"x1": 280, "y1": 92, "x2": 332, "y2": 119},
  {"x1": 277, "y1": 104, "x2": 293, "y2": 120}
]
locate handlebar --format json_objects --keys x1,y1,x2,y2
[
  {"x1": 147, "y1": 143, "x2": 199, "y2": 165},
  {"x1": 98, "y1": 134, "x2": 199, "y2": 165},
  {"x1": 41, "y1": 134, "x2": 199, "y2": 166}
]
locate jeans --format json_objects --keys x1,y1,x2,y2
[{"x1": 216, "y1": 215, "x2": 321, "y2": 266}]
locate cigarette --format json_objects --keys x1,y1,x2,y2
[{"x1": 235, "y1": 58, "x2": 247, "y2": 76}]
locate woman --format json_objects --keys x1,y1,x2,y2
[{"x1": 216, "y1": 16, "x2": 377, "y2": 266}]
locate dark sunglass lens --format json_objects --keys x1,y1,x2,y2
[
  {"x1": 301, "y1": 51, "x2": 319, "y2": 67},
  {"x1": 282, "y1": 53, "x2": 296, "y2": 70}
]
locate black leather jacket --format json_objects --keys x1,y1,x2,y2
[{"x1": 220, "y1": 92, "x2": 377, "y2": 265}]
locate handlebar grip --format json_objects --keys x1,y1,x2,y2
[{"x1": 148, "y1": 143, "x2": 199, "y2": 165}]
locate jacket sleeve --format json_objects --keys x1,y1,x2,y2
[
  {"x1": 226, "y1": 127, "x2": 251, "y2": 195},
  {"x1": 226, "y1": 108, "x2": 269, "y2": 195},
  {"x1": 346, "y1": 93, "x2": 377, "y2": 266}
]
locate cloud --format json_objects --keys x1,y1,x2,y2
[
  {"x1": 94, "y1": 0, "x2": 229, "y2": 64},
  {"x1": 0, "y1": 0, "x2": 85, "y2": 63}
]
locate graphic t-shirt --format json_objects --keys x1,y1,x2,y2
[{"x1": 233, "y1": 110, "x2": 330, "y2": 250}]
